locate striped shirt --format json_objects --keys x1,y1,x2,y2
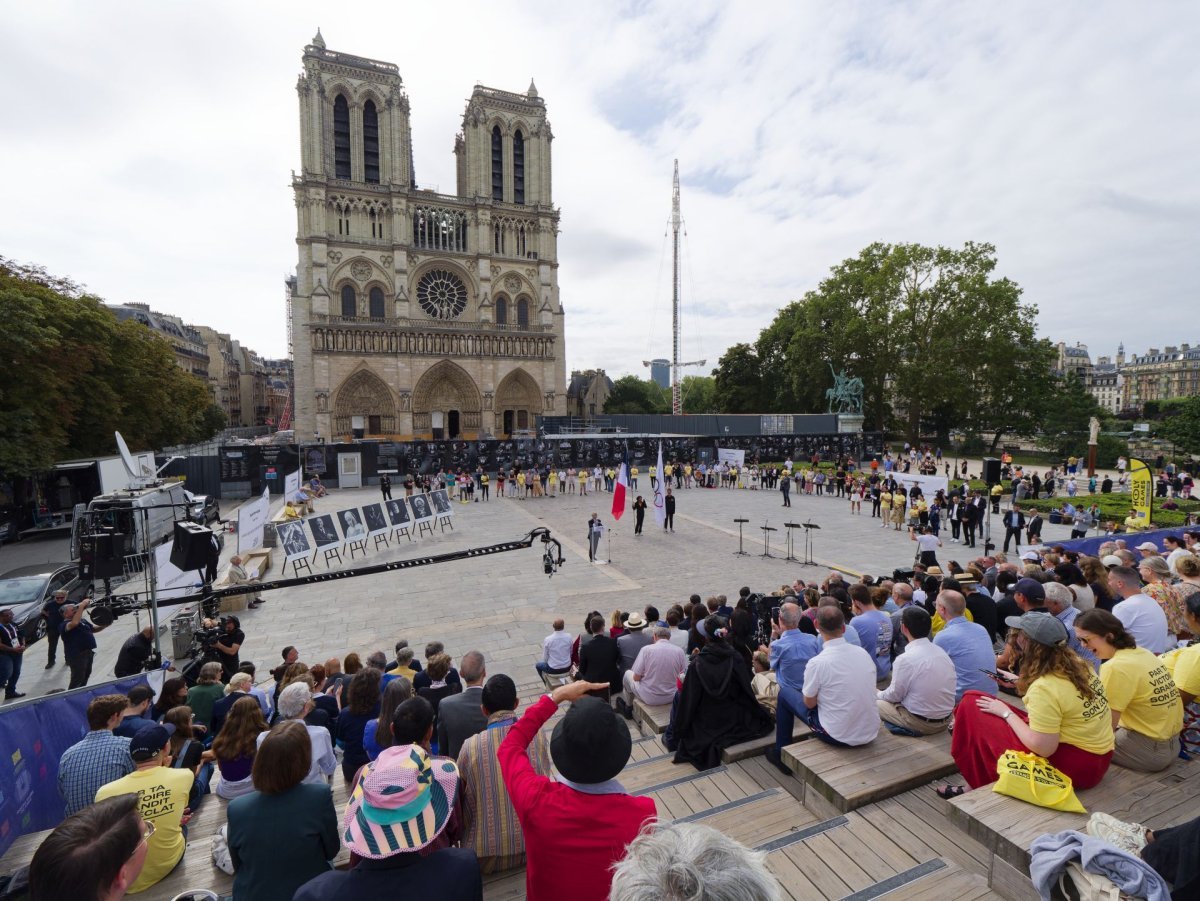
[
  {"x1": 58, "y1": 730, "x2": 134, "y2": 816},
  {"x1": 456, "y1": 710, "x2": 552, "y2": 872}
]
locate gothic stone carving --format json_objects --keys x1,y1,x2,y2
[
  {"x1": 315, "y1": 391, "x2": 329, "y2": 412},
  {"x1": 483, "y1": 392, "x2": 494, "y2": 411},
  {"x1": 328, "y1": 251, "x2": 343, "y2": 263},
  {"x1": 351, "y1": 260, "x2": 372, "y2": 280},
  {"x1": 399, "y1": 392, "x2": 412, "y2": 411},
  {"x1": 504, "y1": 274, "x2": 521, "y2": 291},
  {"x1": 381, "y1": 254, "x2": 393, "y2": 267}
]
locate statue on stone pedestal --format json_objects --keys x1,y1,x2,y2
[
  {"x1": 1089, "y1": 416, "x2": 1100, "y2": 445},
  {"x1": 825, "y1": 364, "x2": 864, "y2": 415}
]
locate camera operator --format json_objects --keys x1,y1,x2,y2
[
  {"x1": 212, "y1": 615, "x2": 244, "y2": 681},
  {"x1": 113, "y1": 626, "x2": 156, "y2": 678},
  {"x1": 62, "y1": 597, "x2": 109, "y2": 690}
]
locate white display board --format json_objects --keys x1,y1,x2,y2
[{"x1": 237, "y1": 488, "x2": 270, "y2": 554}]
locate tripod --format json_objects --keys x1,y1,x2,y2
[
  {"x1": 733, "y1": 518, "x2": 749, "y2": 556},
  {"x1": 783, "y1": 522, "x2": 800, "y2": 562},
  {"x1": 760, "y1": 524, "x2": 777, "y2": 558},
  {"x1": 801, "y1": 521, "x2": 820, "y2": 565}
]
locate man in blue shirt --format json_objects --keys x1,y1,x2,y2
[
  {"x1": 61, "y1": 599, "x2": 109, "y2": 690},
  {"x1": 848, "y1": 585, "x2": 893, "y2": 681},
  {"x1": 763, "y1": 603, "x2": 821, "y2": 773},
  {"x1": 932, "y1": 591, "x2": 997, "y2": 701},
  {"x1": 58, "y1": 694, "x2": 134, "y2": 816}
]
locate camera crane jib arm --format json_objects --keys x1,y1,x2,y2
[{"x1": 90, "y1": 526, "x2": 566, "y2": 623}]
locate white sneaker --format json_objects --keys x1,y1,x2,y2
[{"x1": 1086, "y1": 812, "x2": 1148, "y2": 856}]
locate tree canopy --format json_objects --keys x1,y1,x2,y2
[
  {"x1": 711, "y1": 241, "x2": 1057, "y2": 443},
  {"x1": 1157, "y1": 395, "x2": 1200, "y2": 456},
  {"x1": 0, "y1": 258, "x2": 226, "y2": 476},
  {"x1": 604, "y1": 375, "x2": 670, "y2": 414}
]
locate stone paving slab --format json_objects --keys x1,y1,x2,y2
[{"x1": 1, "y1": 474, "x2": 1101, "y2": 703}]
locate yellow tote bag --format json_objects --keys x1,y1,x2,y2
[{"x1": 992, "y1": 750, "x2": 1086, "y2": 813}]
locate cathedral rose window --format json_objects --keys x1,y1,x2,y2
[{"x1": 417, "y1": 269, "x2": 468, "y2": 319}]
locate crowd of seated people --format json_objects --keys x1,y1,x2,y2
[{"x1": 17, "y1": 535, "x2": 1200, "y2": 900}]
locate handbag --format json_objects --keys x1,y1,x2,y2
[{"x1": 992, "y1": 750, "x2": 1086, "y2": 813}]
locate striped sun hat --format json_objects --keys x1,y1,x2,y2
[{"x1": 342, "y1": 744, "x2": 460, "y2": 857}]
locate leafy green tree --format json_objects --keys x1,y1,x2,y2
[
  {"x1": 680, "y1": 375, "x2": 718, "y2": 414},
  {"x1": 712, "y1": 343, "x2": 769, "y2": 413},
  {"x1": 604, "y1": 375, "x2": 669, "y2": 414},
  {"x1": 752, "y1": 242, "x2": 1045, "y2": 439},
  {"x1": 1157, "y1": 395, "x2": 1200, "y2": 456},
  {"x1": 1038, "y1": 375, "x2": 1104, "y2": 459},
  {"x1": 0, "y1": 258, "x2": 226, "y2": 475}
]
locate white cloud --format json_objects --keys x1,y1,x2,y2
[{"x1": 2, "y1": 0, "x2": 1196, "y2": 381}]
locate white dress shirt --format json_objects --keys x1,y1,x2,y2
[
  {"x1": 803, "y1": 637, "x2": 880, "y2": 746},
  {"x1": 876, "y1": 638, "x2": 956, "y2": 719},
  {"x1": 1113, "y1": 593, "x2": 1175, "y2": 654},
  {"x1": 541, "y1": 629, "x2": 574, "y2": 669}
]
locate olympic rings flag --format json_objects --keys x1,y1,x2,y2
[{"x1": 653, "y1": 441, "x2": 666, "y2": 528}]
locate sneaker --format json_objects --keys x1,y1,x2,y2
[{"x1": 1087, "y1": 812, "x2": 1148, "y2": 856}]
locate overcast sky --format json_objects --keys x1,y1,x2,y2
[{"x1": 4, "y1": 1, "x2": 1197, "y2": 381}]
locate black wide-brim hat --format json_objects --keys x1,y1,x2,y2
[{"x1": 550, "y1": 696, "x2": 631, "y2": 784}]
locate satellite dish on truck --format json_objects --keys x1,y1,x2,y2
[{"x1": 115, "y1": 431, "x2": 154, "y2": 487}]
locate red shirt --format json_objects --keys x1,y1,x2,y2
[{"x1": 498, "y1": 695, "x2": 656, "y2": 901}]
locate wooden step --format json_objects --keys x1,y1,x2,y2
[
  {"x1": 781, "y1": 726, "x2": 957, "y2": 812},
  {"x1": 631, "y1": 698, "x2": 672, "y2": 734},
  {"x1": 721, "y1": 721, "x2": 813, "y2": 764},
  {"x1": 948, "y1": 755, "x2": 1199, "y2": 876}
]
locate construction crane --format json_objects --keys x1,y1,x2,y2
[{"x1": 646, "y1": 160, "x2": 705, "y2": 414}]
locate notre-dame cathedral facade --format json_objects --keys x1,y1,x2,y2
[{"x1": 290, "y1": 32, "x2": 567, "y2": 441}]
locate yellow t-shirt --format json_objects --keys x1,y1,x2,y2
[
  {"x1": 664, "y1": 464, "x2": 673, "y2": 477},
  {"x1": 95, "y1": 766, "x2": 193, "y2": 893},
  {"x1": 630, "y1": 467, "x2": 639, "y2": 478},
  {"x1": 880, "y1": 492, "x2": 893, "y2": 509},
  {"x1": 1101, "y1": 647, "x2": 1183, "y2": 741},
  {"x1": 930, "y1": 608, "x2": 974, "y2": 635},
  {"x1": 1123, "y1": 517, "x2": 1142, "y2": 532},
  {"x1": 1162, "y1": 644, "x2": 1200, "y2": 698},
  {"x1": 1024, "y1": 673, "x2": 1114, "y2": 755}
]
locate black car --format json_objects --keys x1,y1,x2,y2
[
  {"x1": 0, "y1": 563, "x2": 86, "y2": 644},
  {"x1": 185, "y1": 491, "x2": 221, "y2": 525}
]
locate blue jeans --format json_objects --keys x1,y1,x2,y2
[
  {"x1": 802, "y1": 705, "x2": 851, "y2": 747},
  {"x1": 774, "y1": 684, "x2": 807, "y2": 753},
  {"x1": 0, "y1": 652, "x2": 22, "y2": 696}
]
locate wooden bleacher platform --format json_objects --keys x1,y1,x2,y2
[
  {"x1": 8, "y1": 671, "x2": 1188, "y2": 900},
  {"x1": 949, "y1": 755, "x2": 1199, "y2": 900},
  {"x1": 781, "y1": 725, "x2": 958, "y2": 814}
]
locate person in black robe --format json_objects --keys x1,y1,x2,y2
[{"x1": 670, "y1": 616, "x2": 772, "y2": 770}]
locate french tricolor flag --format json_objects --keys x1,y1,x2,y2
[{"x1": 612, "y1": 446, "x2": 630, "y2": 520}]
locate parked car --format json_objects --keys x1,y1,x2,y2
[
  {"x1": 185, "y1": 491, "x2": 221, "y2": 525},
  {"x1": 0, "y1": 563, "x2": 86, "y2": 644}
]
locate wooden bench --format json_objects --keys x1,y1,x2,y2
[
  {"x1": 631, "y1": 698, "x2": 672, "y2": 734},
  {"x1": 948, "y1": 756, "x2": 1198, "y2": 879},
  {"x1": 780, "y1": 726, "x2": 958, "y2": 813},
  {"x1": 720, "y1": 721, "x2": 813, "y2": 764}
]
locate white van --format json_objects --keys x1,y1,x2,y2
[{"x1": 70, "y1": 482, "x2": 193, "y2": 569}]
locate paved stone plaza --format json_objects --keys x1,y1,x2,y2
[{"x1": 0, "y1": 477, "x2": 1095, "y2": 702}]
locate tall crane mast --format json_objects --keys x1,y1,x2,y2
[{"x1": 667, "y1": 160, "x2": 704, "y2": 414}]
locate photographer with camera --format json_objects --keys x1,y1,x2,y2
[
  {"x1": 61, "y1": 597, "x2": 109, "y2": 690},
  {"x1": 212, "y1": 615, "x2": 244, "y2": 682}
]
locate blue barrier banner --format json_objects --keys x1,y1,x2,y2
[
  {"x1": 0, "y1": 676, "x2": 149, "y2": 859},
  {"x1": 1044, "y1": 526, "x2": 1191, "y2": 558}
]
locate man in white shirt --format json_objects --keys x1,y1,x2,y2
[
  {"x1": 1108, "y1": 567, "x2": 1174, "y2": 654},
  {"x1": 535, "y1": 619, "x2": 573, "y2": 678},
  {"x1": 877, "y1": 607, "x2": 956, "y2": 736},
  {"x1": 258, "y1": 682, "x2": 336, "y2": 785},
  {"x1": 1164, "y1": 535, "x2": 1189, "y2": 576},
  {"x1": 802, "y1": 607, "x2": 880, "y2": 747},
  {"x1": 621, "y1": 627, "x2": 688, "y2": 708}
]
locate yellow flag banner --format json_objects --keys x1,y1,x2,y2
[{"x1": 1129, "y1": 457, "x2": 1153, "y2": 528}]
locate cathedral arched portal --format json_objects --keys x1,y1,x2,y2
[
  {"x1": 495, "y1": 367, "x2": 541, "y2": 437},
  {"x1": 412, "y1": 360, "x2": 482, "y2": 439},
  {"x1": 333, "y1": 368, "x2": 397, "y2": 438}
]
